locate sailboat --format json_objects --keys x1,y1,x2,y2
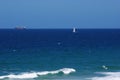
[{"x1": 73, "y1": 28, "x2": 76, "y2": 33}]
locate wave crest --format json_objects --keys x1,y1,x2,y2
[{"x1": 0, "y1": 68, "x2": 76, "y2": 79}]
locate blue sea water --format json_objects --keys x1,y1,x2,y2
[{"x1": 0, "y1": 29, "x2": 120, "y2": 80}]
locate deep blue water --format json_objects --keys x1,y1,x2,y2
[{"x1": 0, "y1": 29, "x2": 120, "y2": 80}]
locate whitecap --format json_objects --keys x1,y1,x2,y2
[
  {"x1": 90, "y1": 72, "x2": 120, "y2": 80},
  {"x1": 0, "y1": 68, "x2": 76, "y2": 79}
]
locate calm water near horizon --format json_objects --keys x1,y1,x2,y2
[{"x1": 0, "y1": 29, "x2": 120, "y2": 80}]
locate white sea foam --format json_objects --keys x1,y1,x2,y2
[
  {"x1": 90, "y1": 72, "x2": 120, "y2": 80},
  {"x1": 0, "y1": 68, "x2": 76, "y2": 79}
]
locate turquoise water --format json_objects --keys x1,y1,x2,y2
[{"x1": 0, "y1": 29, "x2": 120, "y2": 80}]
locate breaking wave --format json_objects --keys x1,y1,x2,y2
[
  {"x1": 90, "y1": 72, "x2": 120, "y2": 80},
  {"x1": 0, "y1": 68, "x2": 76, "y2": 79}
]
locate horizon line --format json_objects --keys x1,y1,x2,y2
[{"x1": 0, "y1": 28, "x2": 120, "y2": 29}]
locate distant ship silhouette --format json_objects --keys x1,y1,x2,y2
[{"x1": 15, "y1": 26, "x2": 26, "y2": 30}]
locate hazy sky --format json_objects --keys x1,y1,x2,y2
[{"x1": 0, "y1": 0, "x2": 120, "y2": 29}]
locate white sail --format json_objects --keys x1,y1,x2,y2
[{"x1": 73, "y1": 28, "x2": 76, "y2": 33}]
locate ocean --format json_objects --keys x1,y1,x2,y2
[{"x1": 0, "y1": 29, "x2": 120, "y2": 80}]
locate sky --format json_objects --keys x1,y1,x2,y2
[{"x1": 0, "y1": 0, "x2": 120, "y2": 29}]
